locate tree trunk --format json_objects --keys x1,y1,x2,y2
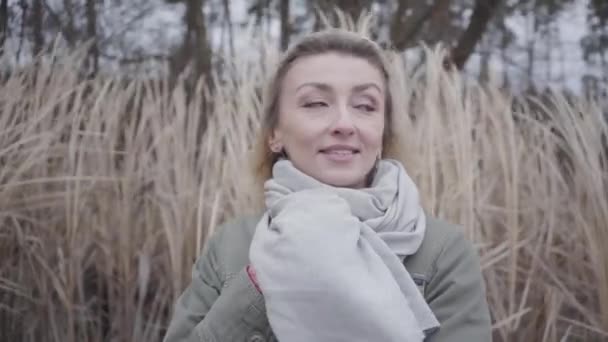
[
  {"x1": 254, "y1": 0, "x2": 264, "y2": 26},
  {"x1": 280, "y1": 0, "x2": 290, "y2": 50},
  {"x1": 170, "y1": 0, "x2": 211, "y2": 84},
  {"x1": 449, "y1": 0, "x2": 502, "y2": 70},
  {"x1": 32, "y1": 0, "x2": 43, "y2": 56},
  {"x1": 16, "y1": 0, "x2": 27, "y2": 62},
  {"x1": 188, "y1": 0, "x2": 211, "y2": 80},
  {"x1": 0, "y1": 0, "x2": 8, "y2": 56},
  {"x1": 86, "y1": 0, "x2": 99, "y2": 76},
  {"x1": 525, "y1": 5, "x2": 536, "y2": 89},
  {"x1": 390, "y1": 0, "x2": 437, "y2": 50},
  {"x1": 221, "y1": 0, "x2": 234, "y2": 57},
  {"x1": 0, "y1": 0, "x2": 8, "y2": 57},
  {"x1": 334, "y1": 0, "x2": 367, "y2": 20},
  {"x1": 425, "y1": 0, "x2": 452, "y2": 45},
  {"x1": 63, "y1": 0, "x2": 77, "y2": 47}
]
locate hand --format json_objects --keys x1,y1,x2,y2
[
  {"x1": 252, "y1": 187, "x2": 362, "y2": 287},
  {"x1": 246, "y1": 264, "x2": 262, "y2": 294}
]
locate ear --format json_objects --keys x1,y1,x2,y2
[{"x1": 268, "y1": 130, "x2": 283, "y2": 153}]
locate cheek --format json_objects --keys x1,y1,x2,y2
[
  {"x1": 361, "y1": 118, "x2": 385, "y2": 149},
  {"x1": 277, "y1": 113, "x2": 322, "y2": 147}
]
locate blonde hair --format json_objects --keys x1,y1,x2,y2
[{"x1": 250, "y1": 28, "x2": 405, "y2": 192}]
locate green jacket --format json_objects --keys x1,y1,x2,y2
[{"x1": 163, "y1": 215, "x2": 492, "y2": 342}]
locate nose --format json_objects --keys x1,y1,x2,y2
[{"x1": 331, "y1": 104, "x2": 355, "y2": 136}]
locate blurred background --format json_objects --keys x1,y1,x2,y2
[
  {"x1": 1, "y1": 1, "x2": 608, "y2": 342},
  {"x1": 1, "y1": 0, "x2": 607, "y2": 96}
]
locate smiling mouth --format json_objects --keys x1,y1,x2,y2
[
  {"x1": 318, "y1": 147, "x2": 361, "y2": 162},
  {"x1": 319, "y1": 150, "x2": 360, "y2": 155},
  {"x1": 319, "y1": 148, "x2": 360, "y2": 153}
]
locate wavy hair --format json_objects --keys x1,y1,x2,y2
[{"x1": 250, "y1": 28, "x2": 407, "y2": 191}]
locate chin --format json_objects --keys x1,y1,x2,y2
[{"x1": 317, "y1": 172, "x2": 366, "y2": 188}]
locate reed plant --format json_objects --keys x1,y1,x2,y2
[{"x1": 0, "y1": 25, "x2": 607, "y2": 342}]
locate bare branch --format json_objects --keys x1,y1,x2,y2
[{"x1": 98, "y1": 5, "x2": 156, "y2": 47}]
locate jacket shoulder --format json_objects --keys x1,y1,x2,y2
[
  {"x1": 420, "y1": 218, "x2": 492, "y2": 341},
  {"x1": 204, "y1": 214, "x2": 261, "y2": 280},
  {"x1": 403, "y1": 216, "x2": 468, "y2": 279}
]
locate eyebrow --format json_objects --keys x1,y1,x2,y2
[
  {"x1": 295, "y1": 82, "x2": 383, "y2": 94},
  {"x1": 352, "y1": 83, "x2": 383, "y2": 94},
  {"x1": 295, "y1": 82, "x2": 332, "y2": 93}
]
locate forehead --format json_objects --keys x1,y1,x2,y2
[{"x1": 281, "y1": 52, "x2": 385, "y2": 92}]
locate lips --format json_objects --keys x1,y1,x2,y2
[{"x1": 319, "y1": 145, "x2": 360, "y2": 163}]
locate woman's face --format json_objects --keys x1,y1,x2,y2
[{"x1": 270, "y1": 52, "x2": 386, "y2": 188}]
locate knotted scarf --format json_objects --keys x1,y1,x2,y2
[{"x1": 249, "y1": 159, "x2": 440, "y2": 341}]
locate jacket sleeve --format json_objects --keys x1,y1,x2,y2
[
  {"x1": 425, "y1": 231, "x2": 493, "y2": 342},
  {"x1": 162, "y1": 228, "x2": 267, "y2": 342}
]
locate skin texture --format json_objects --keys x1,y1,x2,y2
[{"x1": 269, "y1": 52, "x2": 386, "y2": 188}]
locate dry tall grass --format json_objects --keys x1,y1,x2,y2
[{"x1": 1, "y1": 31, "x2": 607, "y2": 341}]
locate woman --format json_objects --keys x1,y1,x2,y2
[{"x1": 163, "y1": 29, "x2": 492, "y2": 342}]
